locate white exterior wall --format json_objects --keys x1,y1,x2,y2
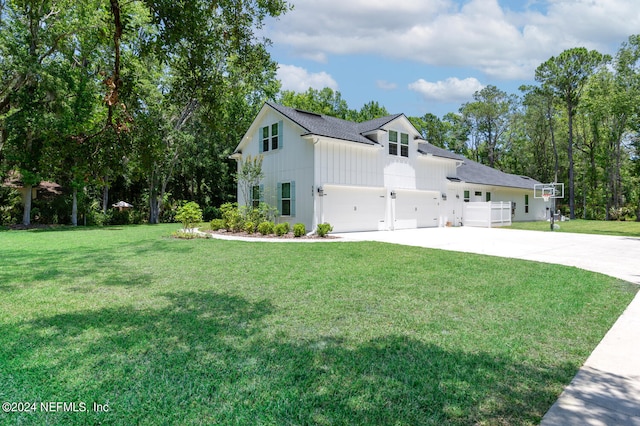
[
  {"x1": 236, "y1": 106, "x2": 544, "y2": 233},
  {"x1": 237, "y1": 109, "x2": 315, "y2": 230}
]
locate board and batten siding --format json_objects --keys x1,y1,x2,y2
[
  {"x1": 239, "y1": 110, "x2": 315, "y2": 230},
  {"x1": 313, "y1": 138, "x2": 383, "y2": 188}
]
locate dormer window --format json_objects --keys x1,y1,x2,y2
[{"x1": 389, "y1": 130, "x2": 409, "y2": 158}]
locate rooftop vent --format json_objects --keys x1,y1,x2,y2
[{"x1": 295, "y1": 109, "x2": 322, "y2": 117}]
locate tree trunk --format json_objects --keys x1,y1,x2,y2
[
  {"x1": 102, "y1": 177, "x2": 109, "y2": 214},
  {"x1": 567, "y1": 104, "x2": 575, "y2": 219},
  {"x1": 22, "y1": 185, "x2": 32, "y2": 226},
  {"x1": 149, "y1": 173, "x2": 160, "y2": 224},
  {"x1": 71, "y1": 187, "x2": 78, "y2": 226},
  {"x1": 547, "y1": 102, "x2": 559, "y2": 182}
]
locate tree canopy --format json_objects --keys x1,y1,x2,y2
[{"x1": 1, "y1": 17, "x2": 639, "y2": 224}]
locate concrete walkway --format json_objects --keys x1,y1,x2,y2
[{"x1": 334, "y1": 227, "x2": 640, "y2": 426}]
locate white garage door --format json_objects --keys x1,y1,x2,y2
[
  {"x1": 394, "y1": 190, "x2": 440, "y2": 229},
  {"x1": 322, "y1": 185, "x2": 386, "y2": 232}
]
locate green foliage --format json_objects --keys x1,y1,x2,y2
[
  {"x1": 0, "y1": 224, "x2": 635, "y2": 425},
  {"x1": 278, "y1": 88, "x2": 390, "y2": 123},
  {"x1": 236, "y1": 155, "x2": 264, "y2": 208},
  {"x1": 274, "y1": 222, "x2": 290, "y2": 236},
  {"x1": 244, "y1": 221, "x2": 256, "y2": 234},
  {"x1": 210, "y1": 219, "x2": 225, "y2": 231},
  {"x1": 257, "y1": 221, "x2": 275, "y2": 235},
  {"x1": 203, "y1": 206, "x2": 221, "y2": 222},
  {"x1": 171, "y1": 230, "x2": 199, "y2": 239},
  {"x1": 244, "y1": 202, "x2": 278, "y2": 226},
  {"x1": 221, "y1": 202, "x2": 244, "y2": 232},
  {"x1": 293, "y1": 223, "x2": 306, "y2": 237},
  {"x1": 175, "y1": 202, "x2": 203, "y2": 230},
  {"x1": 316, "y1": 223, "x2": 333, "y2": 237}
]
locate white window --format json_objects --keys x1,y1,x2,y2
[
  {"x1": 260, "y1": 121, "x2": 283, "y2": 153},
  {"x1": 400, "y1": 132, "x2": 409, "y2": 157},
  {"x1": 278, "y1": 181, "x2": 295, "y2": 216},
  {"x1": 389, "y1": 130, "x2": 398, "y2": 155},
  {"x1": 388, "y1": 130, "x2": 409, "y2": 158}
]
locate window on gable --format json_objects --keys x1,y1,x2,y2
[
  {"x1": 262, "y1": 126, "x2": 270, "y2": 152},
  {"x1": 388, "y1": 131, "x2": 398, "y2": 156},
  {"x1": 388, "y1": 131, "x2": 409, "y2": 157},
  {"x1": 400, "y1": 133, "x2": 409, "y2": 157},
  {"x1": 271, "y1": 123, "x2": 279, "y2": 150},
  {"x1": 260, "y1": 121, "x2": 283, "y2": 153}
]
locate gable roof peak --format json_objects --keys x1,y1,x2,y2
[{"x1": 265, "y1": 101, "x2": 402, "y2": 146}]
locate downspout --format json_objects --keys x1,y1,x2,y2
[{"x1": 311, "y1": 137, "x2": 320, "y2": 235}]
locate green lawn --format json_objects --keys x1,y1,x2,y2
[
  {"x1": 508, "y1": 218, "x2": 640, "y2": 238},
  {"x1": 0, "y1": 225, "x2": 636, "y2": 425}
]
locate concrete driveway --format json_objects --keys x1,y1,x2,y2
[
  {"x1": 335, "y1": 226, "x2": 640, "y2": 284},
  {"x1": 335, "y1": 226, "x2": 640, "y2": 425}
]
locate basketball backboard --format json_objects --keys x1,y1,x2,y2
[{"x1": 534, "y1": 183, "x2": 564, "y2": 199}]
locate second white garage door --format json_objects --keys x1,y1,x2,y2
[
  {"x1": 393, "y1": 189, "x2": 440, "y2": 230},
  {"x1": 321, "y1": 185, "x2": 386, "y2": 233}
]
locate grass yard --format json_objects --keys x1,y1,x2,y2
[
  {"x1": 508, "y1": 218, "x2": 640, "y2": 238},
  {"x1": 0, "y1": 225, "x2": 636, "y2": 425}
]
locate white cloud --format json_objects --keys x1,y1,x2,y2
[
  {"x1": 277, "y1": 64, "x2": 338, "y2": 92},
  {"x1": 408, "y1": 77, "x2": 484, "y2": 102},
  {"x1": 376, "y1": 80, "x2": 398, "y2": 90},
  {"x1": 267, "y1": 0, "x2": 639, "y2": 80}
]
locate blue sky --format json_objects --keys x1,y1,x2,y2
[{"x1": 263, "y1": 0, "x2": 639, "y2": 118}]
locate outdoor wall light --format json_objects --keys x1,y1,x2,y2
[
  {"x1": 441, "y1": 193, "x2": 447, "y2": 200},
  {"x1": 390, "y1": 190, "x2": 396, "y2": 199},
  {"x1": 317, "y1": 186, "x2": 324, "y2": 196}
]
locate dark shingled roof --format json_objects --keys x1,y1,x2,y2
[
  {"x1": 417, "y1": 142, "x2": 537, "y2": 189},
  {"x1": 417, "y1": 142, "x2": 465, "y2": 161},
  {"x1": 266, "y1": 102, "x2": 539, "y2": 190},
  {"x1": 267, "y1": 102, "x2": 402, "y2": 145},
  {"x1": 457, "y1": 158, "x2": 540, "y2": 190}
]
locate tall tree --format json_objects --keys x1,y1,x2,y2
[
  {"x1": 612, "y1": 35, "x2": 640, "y2": 220},
  {"x1": 460, "y1": 85, "x2": 517, "y2": 168},
  {"x1": 409, "y1": 113, "x2": 447, "y2": 148},
  {"x1": 279, "y1": 88, "x2": 351, "y2": 119},
  {"x1": 535, "y1": 47, "x2": 607, "y2": 219}
]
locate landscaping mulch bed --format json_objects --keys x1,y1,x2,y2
[{"x1": 204, "y1": 229, "x2": 339, "y2": 240}]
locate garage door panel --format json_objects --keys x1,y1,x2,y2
[
  {"x1": 395, "y1": 190, "x2": 439, "y2": 229},
  {"x1": 323, "y1": 185, "x2": 386, "y2": 232}
]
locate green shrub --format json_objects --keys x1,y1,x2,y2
[
  {"x1": 243, "y1": 202, "x2": 279, "y2": 225},
  {"x1": 210, "y1": 218, "x2": 225, "y2": 231},
  {"x1": 175, "y1": 201, "x2": 203, "y2": 230},
  {"x1": 220, "y1": 202, "x2": 243, "y2": 232},
  {"x1": 110, "y1": 209, "x2": 132, "y2": 225},
  {"x1": 244, "y1": 221, "x2": 256, "y2": 234},
  {"x1": 257, "y1": 221, "x2": 275, "y2": 235},
  {"x1": 316, "y1": 222, "x2": 333, "y2": 237},
  {"x1": 171, "y1": 229, "x2": 198, "y2": 240},
  {"x1": 203, "y1": 206, "x2": 221, "y2": 221},
  {"x1": 275, "y1": 222, "x2": 290, "y2": 236},
  {"x1": 171, "y1": 230, "x2": 206, "y2": 239},
  {"x1": 293, "y1": 223, "x2": 306, "y2": 237}
]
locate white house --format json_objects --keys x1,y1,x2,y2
[{"x1": 231, "y1": 102, "x2": 547, "y2": 233}]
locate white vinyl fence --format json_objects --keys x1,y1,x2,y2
[{"x1": 463, "y1": 201, "x2": 512, "y2": 227}]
